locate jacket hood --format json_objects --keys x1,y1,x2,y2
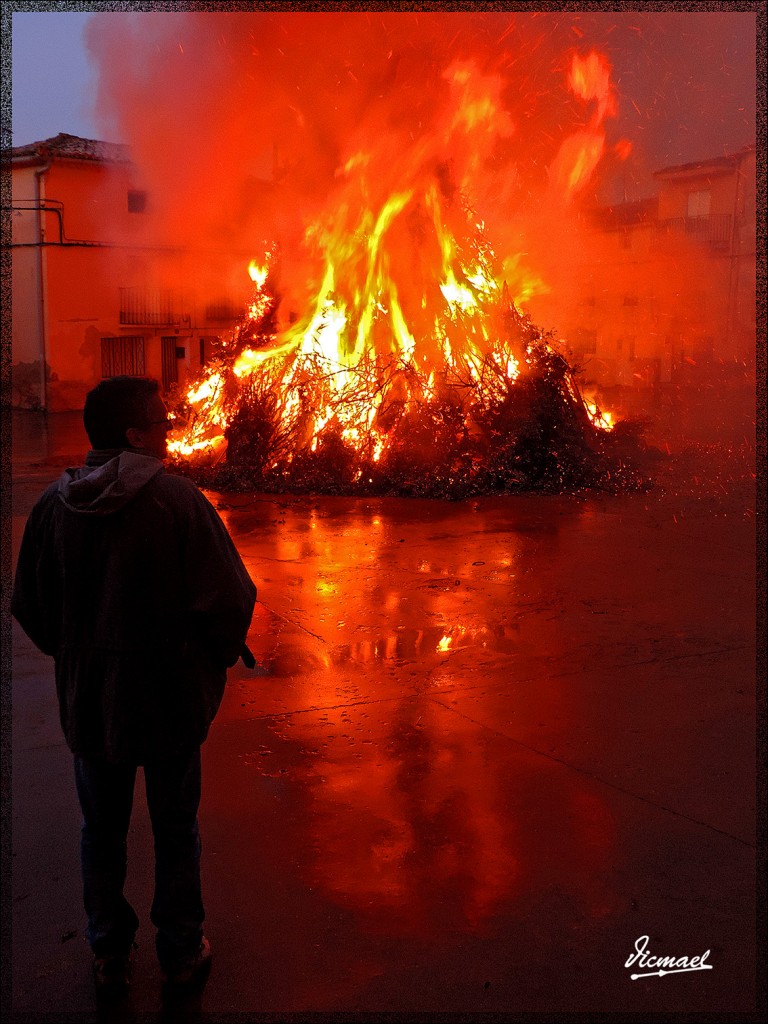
[{"x1": 58, "y1": 450, "x2": 164, "y2": 514}]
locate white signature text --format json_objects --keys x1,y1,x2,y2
[{"x1": 625, "y1": 935, "x2": 712, "y2": 979}]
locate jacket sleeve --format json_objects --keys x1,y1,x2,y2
[
  {"x1": 11, "y1": 492, "x2": 62, "y2": 657},
  {"x1": 180, "y1": 484, "x2": 257, "y2": 668}
]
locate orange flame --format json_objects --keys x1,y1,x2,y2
[
  {"x1": 549, "y1": 51, "x2": 619, "y2": 197},
  {"x1": 169, "y1": 53, "x2": 618, "y2": 465},
  {"x1": 568, "y1": 51, "x2": 617, "y2": 121}
]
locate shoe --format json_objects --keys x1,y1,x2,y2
[
  {"x1": 161, "y1": 936, "x2": 212, "y2": 992},
  {"x1": 92, "y1": 951, "x2": 132, "y2": 998}
]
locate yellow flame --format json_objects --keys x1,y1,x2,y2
[
  {"x1": 186, "y1": 372, "x2": 222, "y2": 404},
  {"x1": 248, "y1": 260, "x2": 269, "y2": 288},
  {"x1": 569, "y1": 51, "x2": 617, "y2": 120},
  {"x1": 170, "y1": 52, "x2": 621, "y2": 467},
  {"x1": 584, "y1": 398, "x2": 614, "y2": 431},
  {"x1": 440, "y1": 276, "x2": 478, "y2": 312}
]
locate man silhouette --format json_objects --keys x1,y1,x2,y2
[{"x1": 12, "y1": 375, "x2": 257, "y2": 997}]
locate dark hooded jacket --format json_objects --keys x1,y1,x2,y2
[{"x1": 12, "y1": 449, "x2": 257, "y2": 763}]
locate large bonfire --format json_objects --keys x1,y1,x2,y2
[{"x1": 167, "y1": 50, "x2": 646, "y2": 498}]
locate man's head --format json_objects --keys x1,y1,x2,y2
[{"x1": 83, "y1": 376, "x2": 172, "y2": 460}]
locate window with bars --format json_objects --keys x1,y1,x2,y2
[
  {"x1": 101, "y1": 336, "x2": 145, "y2": 377},
  {"x1": 120, "y1": 288, "x2": 181, "y2": 326}
]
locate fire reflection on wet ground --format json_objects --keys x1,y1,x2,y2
[
  {"x1": 207, "y1": 454, "x2": 754, "y2": 1006},
  {"x1": 10, "y1": 397, "x2": 757, "y2": 1014},
  {"x1": 235, "y1": 695, "x2": 619, "y2": 942}
]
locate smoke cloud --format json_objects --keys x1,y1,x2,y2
[{"x1": 84, "y1": 10, "x2": 755, "y2": 365}]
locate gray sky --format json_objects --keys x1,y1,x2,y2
[
  {"x1": 10, "y1": 11, "x2": 97, "y2": 147},
  {"x1": 9, "y1": 8, "x2": 759, "y2": 190}
]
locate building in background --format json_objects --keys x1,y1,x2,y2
[
  {"x1": 552, "y1": 145, "x2": 756, "y2": 390},
  {"x1": 8, "y1": 133, "x2": 251, "y2": 410},
  {"x1": 7, "y1": 135, "x2": 757, "y2": 410}
]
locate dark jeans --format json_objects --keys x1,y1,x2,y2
[{"x1": 74, "y1": 747, "x2": 204, "y2": 967}]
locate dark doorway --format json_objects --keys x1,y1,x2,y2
[{"x1": 161, "y1": 337, "x2": 180, "y2": 390}]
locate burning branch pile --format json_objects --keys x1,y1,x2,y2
[
  {"x1": 164, "y1": 45, "x2": 649, "y2": 497},
  {"x1": 168, "y1": 270, "x2": 646, "y2": 498}
]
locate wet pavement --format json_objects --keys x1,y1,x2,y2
[{"x1": 7, "y1": 384, "x2": 761, "y2": 1021}]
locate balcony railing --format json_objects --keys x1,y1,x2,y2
[
  {"x1": 654, "y1": 213, "x2": 733, "y2": 249},
  {"x1": 119, "y1": 288, "x2": 247, "y2": 326},
  {"x1": 119, "y1": 288, "x2": 186, "y2": 326},
  {"x1": 204, "y1": 299, "x2": 243, "y2": 321}
]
